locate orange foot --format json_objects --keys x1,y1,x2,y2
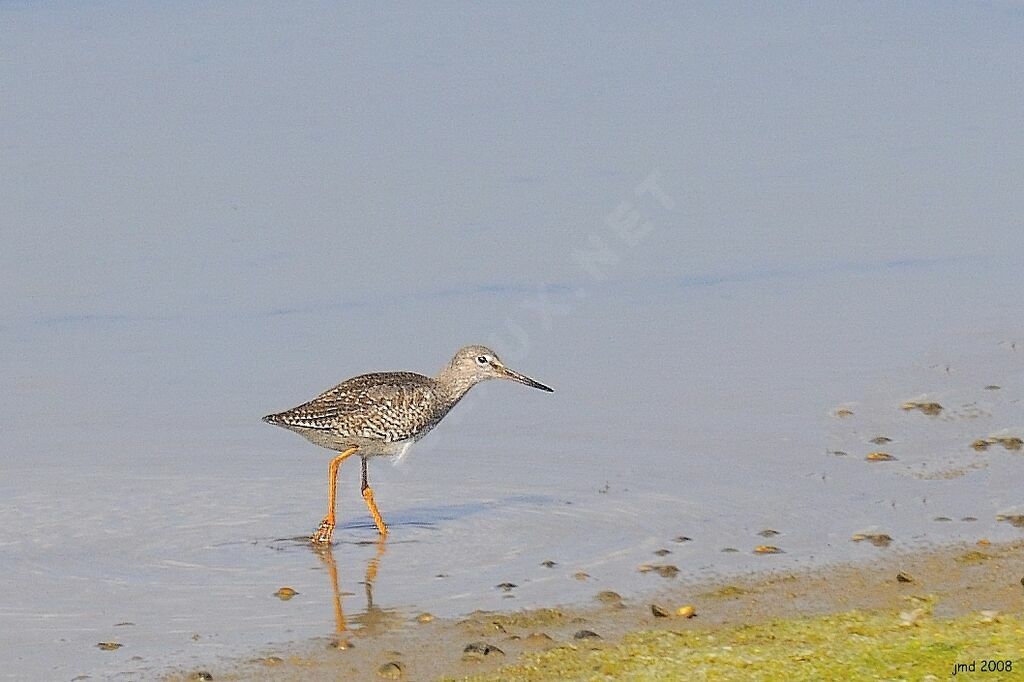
[{"x1": 311, "y1": 517, "x2": 335, "y2": 544}]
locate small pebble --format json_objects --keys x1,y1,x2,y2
[
  {"x1": 189, "y1": 674, "x2": 213, "y2": 682},
  {"x1": 523, "y1": 632, "x2": 553, "y2": 646},
  {"x1": 978, "y1": 610, "x2": 999, "y2": 624},
  {"x1": 834, "y1": 408, "x2": 855, "y2": 418},
  {"x1": 676, "y1": 605, "x2": 697, "y2": 618},
  {"x1": 651, "y1": 604, "x2": 670, "y2": 617},
  {"x1": 865, "y1": 452, "x2": 896, "y2": 462},
  {"x1": 870, "y1": 436, "x2": 892, "y2": 445},
  {"x1": 539, "y1": 560, "x2": 557, "y2": 568},
  {"x1": 901, "y1": 400, "x2": 943, "y2": 416},
  {"x1": 573, "y1": 629, "x2": 601, "y2": 640},
  {"x1": 851, "y1": 533, "x2": 893, "y2": 547},
  {"x1": 962, "y1": 517, "x2": 978, "y2": 522},
  {"x1": 96, "y1": 642, "x2": 122, "y2": 651},
  {"x1": 462, "y1": 642, "x2": 504, "y2": 660},
  {"x1": 721, "y1": 547, "x2": 739, "y2": 553},
  {"x1": 829, "y1": 450, "x2": 848, "y2": 457},
  {"x1": 274, "y1": 587, "x2": 298, "y2": 601},
  {"x1": 638, "y1": 563, "x2": 679, "y2": 578},
  {"x1": 933, "y1": 516, "x2": 952, "y2": 522},
  {"x1": 753, "y1": 545, "x2": 783, "y2": 555},
  {"x1": 595, "y1": 590, "x2": 623, "y2": 605},
  {"x1": 985, "y1": 385, "x2": 1001, "y2": 390},
  {"x1": 377, "y1": 661, "x2": 403, "y2": 679},
  {"x1": 653, "y1": 548, "x2": 672, "y2": 556},
  {"x1": 977, "y1": 538, "x2": 991, "y2": 546},
  {"x1": 415, "y1": 612, "x2": 434, "y2": 624},
  {"x1": 573, "y1": 571, "x2": 590, "y2": 581},
  {"x1": 972, "y1": 439, "x2": 991, "y2": 452},
  {"x1": 757, "y1": 529, "x2": 780, "y2": 537},
  {"x1": 672, "y1": 536, "x2": 693, "y2": 543},
  {"x1": 896, "y1": 572, "x2": 914, "y2": 583},
  {"x1": 496, "y1": 582, "x2": 517, "y2": 592},
  {"x1": 997, "y1": 437, "x2": 1024, "y2": 451},
  {"x1": 256, "y1": 657, "x2": 284, "y2": 666},
  {"x1": 654, "y1": 564, "x2": 679, "y2": 578},
  {"x1": 329, "y1": 638, "x2": 354, "y2": 650}
]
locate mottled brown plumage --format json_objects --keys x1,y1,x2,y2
[
  {"x1": 264, "y1": 372, "x2": 447, "y2": 454},
  {"x1": 263, "y1": 345, "x2": 553, "y2": 543}
]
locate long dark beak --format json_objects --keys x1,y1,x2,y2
[{"x1": 496, "y1": 364, "x2": 554, "y2": 392}]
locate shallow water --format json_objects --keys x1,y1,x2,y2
[
  {"x1": 3, "y1": 3, "x2": 1024, "y2": 680},
  {"x1": 4, "y1": 258, "x2": 1024, "y2": 679}
]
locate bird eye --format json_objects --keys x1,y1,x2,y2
[{"x1": 476, "y1": 355, "x2": 488, "y2": 365}]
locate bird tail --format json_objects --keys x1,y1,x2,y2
[{"x1": 262, "y1": 413, "x2": 282, "y2": 425}]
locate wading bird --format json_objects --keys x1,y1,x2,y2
[{"x1": 263, "y1": 345, "x2": 553, "y2": 543}]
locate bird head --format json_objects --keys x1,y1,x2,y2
[{"x1": 449, "y1": 345, "x2": 554, "y2": 392}]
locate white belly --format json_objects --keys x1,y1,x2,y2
[{"x1": 357, "y1": 436, "x2": 416, "y2": 459}]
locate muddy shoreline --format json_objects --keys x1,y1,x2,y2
[{"x1": 163, "y1": 539, "x2": 1024, "y2": 681}]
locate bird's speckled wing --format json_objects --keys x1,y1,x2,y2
[{"x1": 268, "y1": 372, "x2": 441, "y2": 443}]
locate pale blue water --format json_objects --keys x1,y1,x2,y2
[{"x1": 2, "y1": 3, "x2": 1024, "y2": 679}]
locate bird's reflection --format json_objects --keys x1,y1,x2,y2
[{"x1": 312, "y1": 537, "x2": 402, "y2": 647}]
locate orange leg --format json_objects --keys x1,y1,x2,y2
[
  {"x1": 361, "y1": 457, "x2": 389, "y2": 537},
  {"x1": 311, "y1": 446, "x2": 359, "y2": 544}
]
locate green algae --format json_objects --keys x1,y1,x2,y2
[{"x1": 450, "y1": 608, "x2": 1024, "y2": 681}]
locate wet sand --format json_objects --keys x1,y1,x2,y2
[{"x1": 163, "y1": 539, "x2": 1024, "y2": 681}]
